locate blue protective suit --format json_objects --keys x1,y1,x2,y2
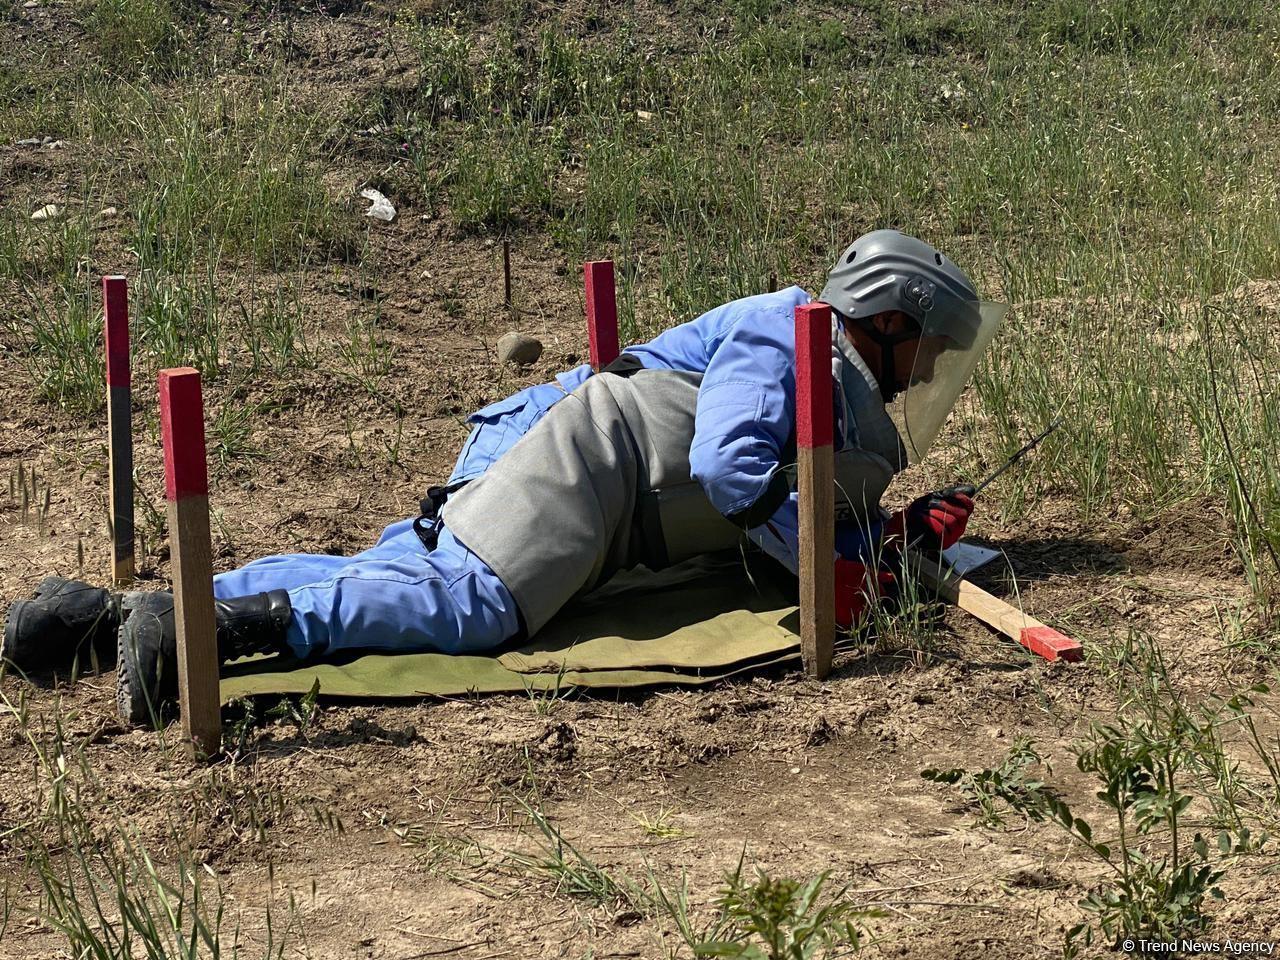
[{"x1": 214, "y1": 287, "x2": 882, "y2": 659}]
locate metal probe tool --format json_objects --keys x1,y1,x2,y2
[
  {"x1": 962, "y1": 417, "x2": 1064, "y2": 499},
  {"x1": 900, "y1": 417, "x2": 1065, "y2": 554},
  {"x1": 952, "y1": 417, "x2": 1070, "y2": 499}
]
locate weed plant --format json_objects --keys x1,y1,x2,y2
[
  {"x1": 652, "y1": 853, "x2": 879, "y2": 960},
  {"x1": 82, "y1": 0, "x2": 191, "y2": 75},
  {"x1": 0, "y1": 686, "x2": 304, "y2": 957},
  {"x1": 3, "y1": 59, "x2": 354, "y2": 407},
  {"x1": 923, "y1": 632, "x2": 1278, "y2": 952},
  {"x1": 415, "y1": 789, "x2": 877, "y2": 958},
  {"x1": 507, "y1": 794, "x2": 643, "y2": 908}
]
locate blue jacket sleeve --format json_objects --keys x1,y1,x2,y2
[
  {"x1": 746, "y1": 497, "x2": 885, "y2": 576},
  {"x1": 688, "y1": 301, "x2": 798, "y2": 527},
  {"x1": 746, "y1": 497, "x2": 801, "y2": 573}
]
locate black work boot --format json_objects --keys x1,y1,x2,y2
[
  {"x1": 2, "y1": 577, "x2": 122, "y2": 674},
  {"x1": 115, "y1": 589, "x2": 292, "y2": 726}
]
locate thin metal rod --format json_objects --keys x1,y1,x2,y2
[
  {"x1": 902, "y1": 417, "x2": 1063, "y2": 555},
  {"x1": 502, "y1": 238, "x2": 512, "y2": 311},
  {"x1": 972, "y1": 418, "x2": 1063, "y2": 497}
]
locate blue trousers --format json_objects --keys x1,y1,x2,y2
[
  {"x1": 212, "y1": 374, "x2": 589, "y2": 659},
  {"x1": 213, "y1": 519, "x2": 520, "y2": 659}
]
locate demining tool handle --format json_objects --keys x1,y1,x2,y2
[
  {"x1": 159, "y1": 367, "x2": 221, "y2": 761},
  {"x1": 795, "y1": 302, "x2": 836, "y2": 679},
  {"x1": 104, "y1": 275, "x2": 134, "y2": 585},
  {"x1": 911, "y1": 555, "x2": 1083, "y2": 663}
]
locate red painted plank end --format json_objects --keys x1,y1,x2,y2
[
  {"x1": 158, "y1": 367, "x2": 209, "y2": 501},
  {"x1": 584, "y1": 260, "x2": 620, "y2": 369},
  {"x1": 103, "y1": 275, "x2": 130, "y2": 388},
  {"x1": 795, "y1": 302, "x2": 833, "y2": 450},
  {"x1": 1019, "y1": 625, "x2": 1084, "y2": 663}
]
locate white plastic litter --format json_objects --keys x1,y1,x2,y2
[
  {"x1": 360, "y1": 188, "x2": 396, "y2": 222},
  {"x1": 30, "y1": 204, "x2": 63, "y2": 222}
]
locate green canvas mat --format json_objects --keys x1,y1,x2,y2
[{"x1": 219, "y1": 553, "x2": 803, "y2": 702}]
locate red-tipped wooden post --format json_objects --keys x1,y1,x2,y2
[
  {"x1": 584, "y1": 259, "x2": 620, "y2": 370},
  {"x1": 158, "y1": 368, "x2": 220, "y2": 760},
  {"x1": 795, "y1": 303, "x2": 835, "y2": 678},
  {"x1": 104, "y1": 276, "x2": 134, "y2": 585}
]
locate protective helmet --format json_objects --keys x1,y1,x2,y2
[
  {"x1": 820, "y1": 229, "x2": 1007, "y2": 461},
  {"x1": 820, "y1": 229, "x2": 981, "y2": 348}
]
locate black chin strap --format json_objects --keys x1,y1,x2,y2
[
  {"x1": 869, "y1": 330, "x2": 898, "y2": 403},
  {"x1": 836, "y1": 308, "x2": 919, "y2": 403}
]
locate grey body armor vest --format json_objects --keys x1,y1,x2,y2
[
  {"x1": 444, "y1": 329, "x2": 905, "y2": 635},
  {"x1": 444, "y1": 370, "x2": 715, "y2": 633}
]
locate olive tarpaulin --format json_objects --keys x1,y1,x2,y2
[{"x1": 219, "y1": 552, "x2": 813, "y2": 702}]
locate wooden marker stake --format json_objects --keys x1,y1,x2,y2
[
  {"x1": 502, "y1": 237, "x2": 513, "y2": 312},
  {"x1": 913, "y1": 559, "x2": 1084, "y2": 662},
  {"x1": 795, "y1": 303, "x2": 835, "y2": 678},
  {"x1": 158, "y1": 368, "x2": 220, "y2": 760},
  {"x1": 104, "y1": 276, "x2": 134, "y2": 585},
  {"x1": 584, "y1": 259, "x2": 620, "y2": 370}
]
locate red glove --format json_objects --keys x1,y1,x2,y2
[
  {"x1": 883, "y1": 485, "x2": 975, "y2": 552},
  {"x1": 834, "y1": 558, "x2": 896, "y2": 629}
]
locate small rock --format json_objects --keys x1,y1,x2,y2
[
  {"x1": 16, "y1": 137, "x2": 40, "y2": 147},
  {"x1": 23, "y1": 1, "x2": 39, "y2": 8},
  {"x1": 30, "y1": 203, "x2": 63, "y2": 222},
  {"x1": 99, "y1": 206, "x2": 119, "y2": 219},
  {"x1": 42, "y1": 140, "x2": 64, "y2": 150},
  {"x1": 496, "y1": 332, "x2": 543, "y2": 366},
  {"x1": 359, "y1": 187, "x2": 395, "y2": 222},
  {"x1": 41, "y1": 135, "x2": 52, "y2": 144}
]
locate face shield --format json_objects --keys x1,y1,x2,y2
[{"x1": 886, "y1": 300, "x2": 1008, "y2": 462}]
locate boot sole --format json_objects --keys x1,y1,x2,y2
[{"x1": 115, "y1": 593, "x2": 176, "y2": 727}]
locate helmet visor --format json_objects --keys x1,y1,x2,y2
[{"x1": 887, "y1": 300, "x2": 1008, "y2": 462}]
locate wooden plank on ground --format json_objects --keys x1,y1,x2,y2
[
  {"x1": 158, "y1": 367, "x2": 221, "y2": 760},
  {"x1": 914, "y1": 557, "x2": 1084, "y2": 662},
  {"x1": 795, "y1": 302, "x2": 835, "y2": 678},
  {"x1": 103, "y1": 275, "x2": 133, "y2": 585},
  {"x1": 584, "y1": 259, "x2": 620, "y2": 369}
]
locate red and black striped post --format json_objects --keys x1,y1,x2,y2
[
  {"x1": 158, "y1": 367, "x2": 220, "y2": 760},
  {"x1": 795, "y1": 303, "x2": 835, "y2": 678},
  {"x1": 104, "y1": 276, "x2": 134, "y2": 585},
  {"x1": 584, "y1": 259, "x2": 620, "y2": 370}
]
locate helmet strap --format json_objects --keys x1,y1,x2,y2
[
  {"x1": 871, "y1": 330, "x2": 897, "y2": 403},
  {"x1": 834, "y1": 308, "x2": 920, "y2": 403}
]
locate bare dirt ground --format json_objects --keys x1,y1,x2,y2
[{"x1": 2, "y1": 2, "x2": 1279, "y2": 957}]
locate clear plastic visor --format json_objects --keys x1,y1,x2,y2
[{"x1": 887, "y1": 301, "x2": 1008, "y2": 462}]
